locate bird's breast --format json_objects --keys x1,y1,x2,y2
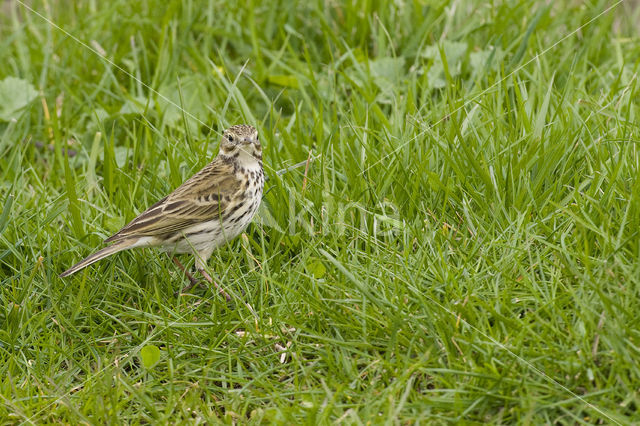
[{"x1": 237, "y1": 162, "x2": 264, "y2": 198}]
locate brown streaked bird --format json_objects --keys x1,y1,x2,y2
[{"x1": 60, "y1": 124, "x2": 264, "y2": 298}]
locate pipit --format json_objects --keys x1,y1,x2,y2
[{"x1": 60, "y1": 124, "x2": 264, "y2": 299}]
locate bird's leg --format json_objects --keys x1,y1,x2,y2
[
  {"x1": 171, "y1": 256, "x2": 203, "y2": 293},
  {"x1": 198, "y1": 268, "x2": 232, "y2": 302}
]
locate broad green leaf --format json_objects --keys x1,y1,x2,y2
[
  {"x1": 369, "y1": 57, "x2": 406, "y2": 103},
  {"x1": 422, "y1": 41, "x2": 468, "y2": 89},
  {"x1": 140, "y1": 344, "x2": 161, "y2": 369},
  {"x1": 119, "y1": 96, "x2": 154, "y2": 115},
  {"x1": 369, "y1": 57, "x2": 405, "y2": 83},
  {"x1": 306, "y1": 259, "x2": 326, "y2": 279},
  {"x1": 469, "y1": 47, "x2": 502, "y2": 72},
  {"x1": 156, "y1": 76, "x2": 209, "y2": 133},
  {"x1": 0, "y1": 77, "x2": 38, "y2": 121}
]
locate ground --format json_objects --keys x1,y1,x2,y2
[{"x1": 1, "y1": 0, "x2": 639, "y2": 423}]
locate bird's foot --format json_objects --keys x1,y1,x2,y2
[{"x1": 172, "y1": 257, "x2": 206, "y2": 295}]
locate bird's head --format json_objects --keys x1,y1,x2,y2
[{"x1": 219, "y1": 124, "x2": 262, "y2": 162}]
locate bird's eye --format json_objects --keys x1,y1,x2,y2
[{"x1": 226, "y1": 134, "x2": 233, "y2": 141}]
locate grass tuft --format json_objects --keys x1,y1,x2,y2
[{"x1": 1, "y1": 0, "x2": 640, "y2": 423}]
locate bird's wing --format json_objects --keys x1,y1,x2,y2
[{"x1": 105, "y1": 159, "x2": 241, "y2": 242}]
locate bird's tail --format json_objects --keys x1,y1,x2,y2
[{"x1": 59, "y1": 239, "x2": 137, "y2": 277}]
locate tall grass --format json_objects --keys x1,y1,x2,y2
[{"x1": 1, "y1": 0, "x2": 639, "y2": 423}]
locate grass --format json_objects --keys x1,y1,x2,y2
[{"x1": 1, "y1": 0, "x2": 639, "y2": 423}]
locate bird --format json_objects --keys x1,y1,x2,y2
[{"x1": 59, "y1": 124, "x2": 264, "y2": 299}]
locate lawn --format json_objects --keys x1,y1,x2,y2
[{"x1": 1, "y1": 0, "x2": 639, "y2": 423}]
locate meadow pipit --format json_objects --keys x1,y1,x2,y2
[{"x1": 60, "y1": 125, "x2": 264, "y2": 298}]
